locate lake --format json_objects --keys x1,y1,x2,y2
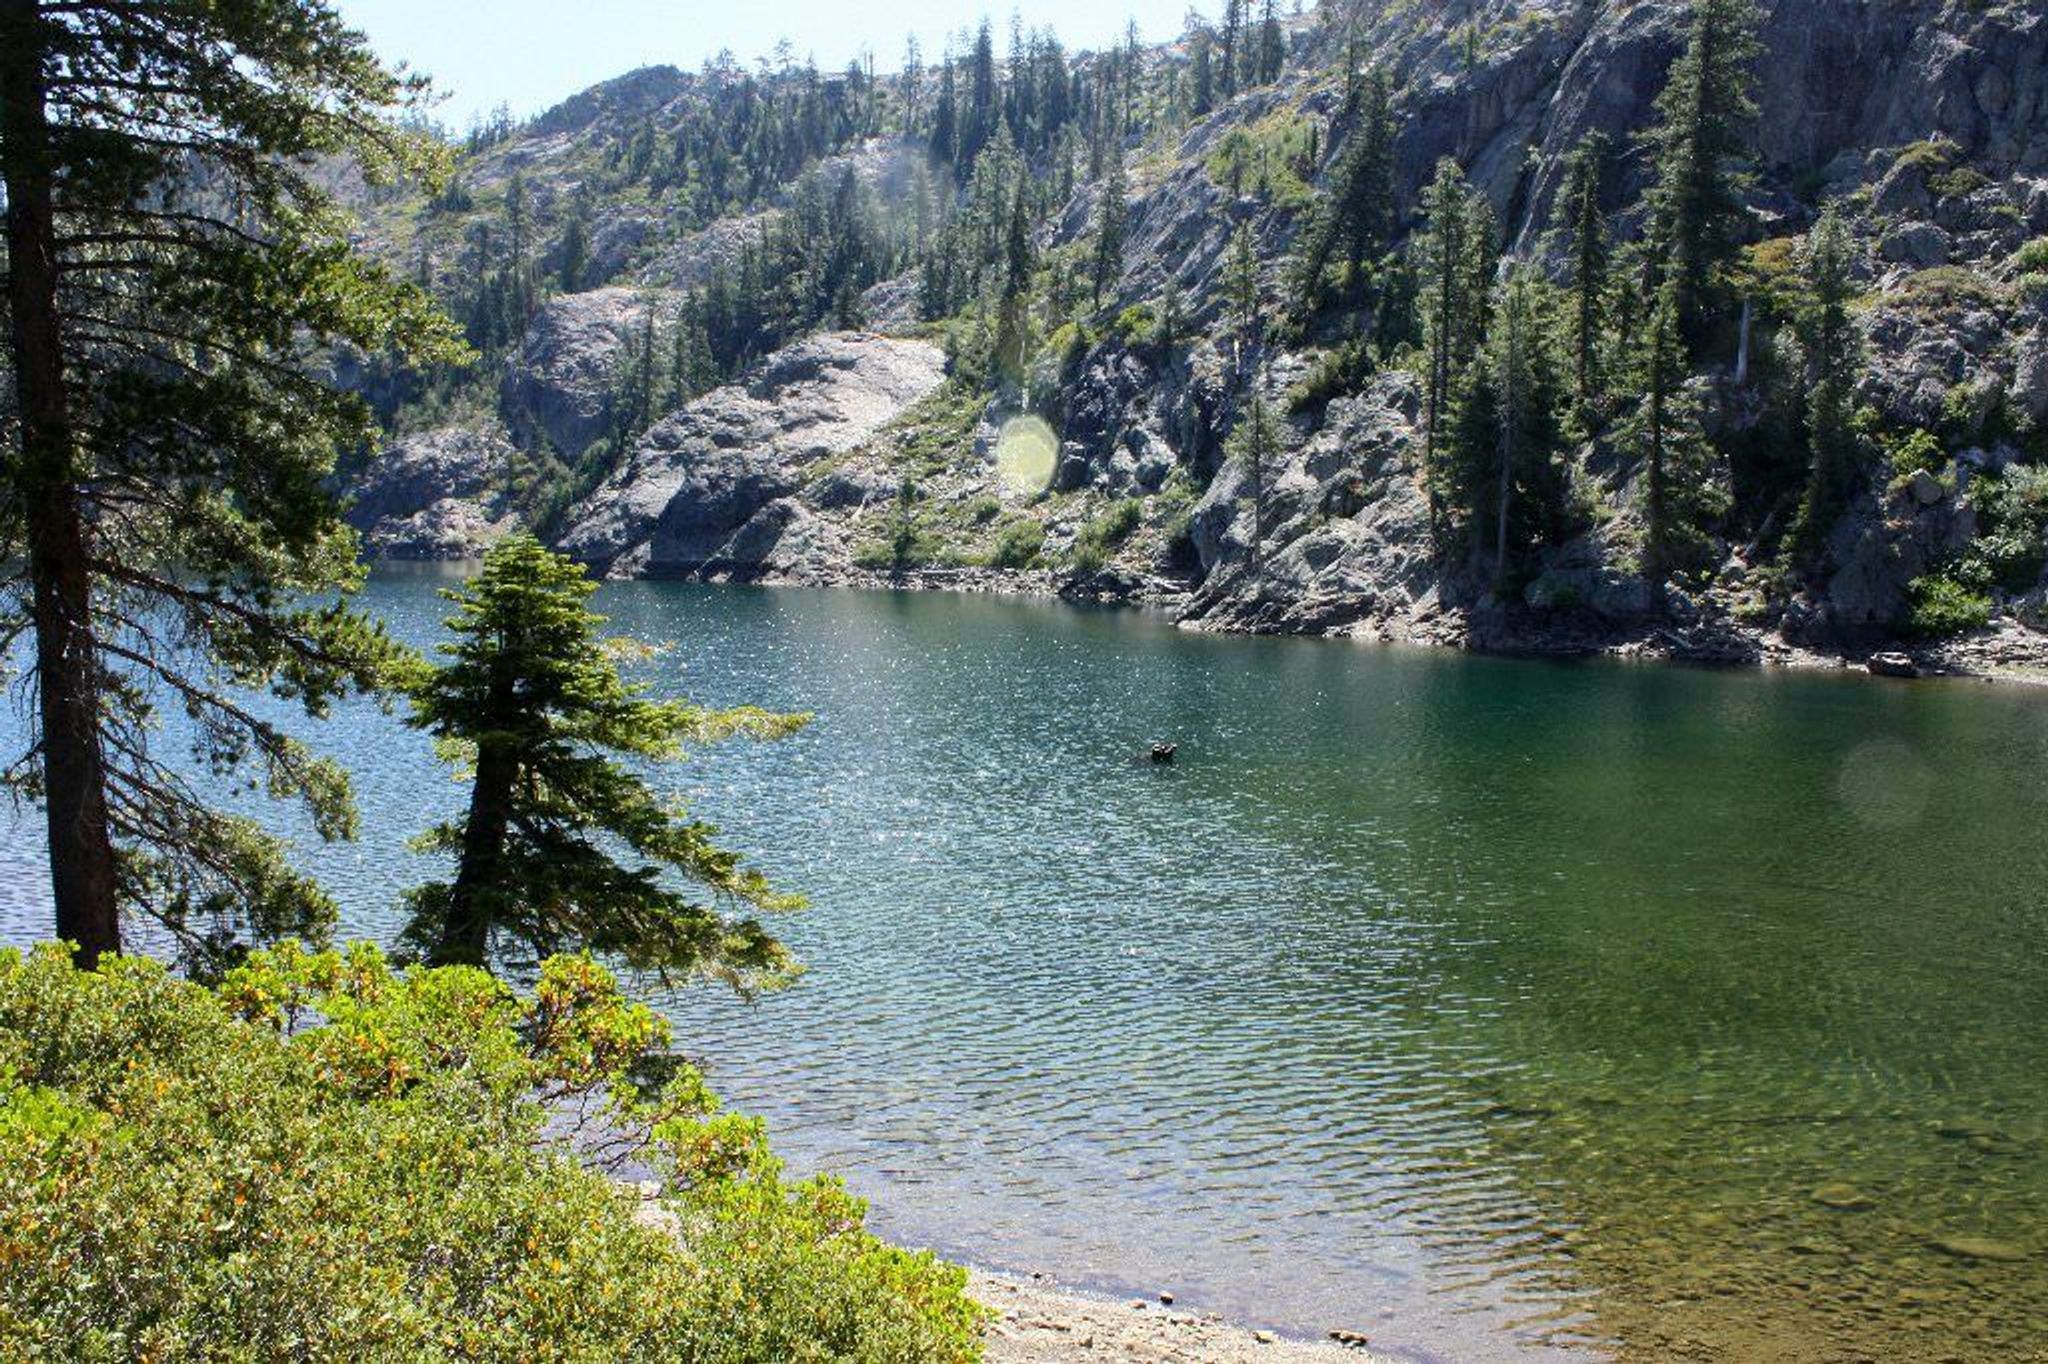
[{"x1": 5, "y1": 569, "x2": 2047, "y2": 1362}]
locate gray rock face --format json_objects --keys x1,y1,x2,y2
[
  {"x1": 557, "y1": 332, "x2": 945, "y2": 576},
  {"x1": 345, "y1": 428, "x2": 521, "y2": 560},
  {"x1": 501, "y1": 288, "x2": 662, "y2": 461},
  {"x1": 1182, "y1": 373, "x2": 1446, "y2": 635},
  {"x1": 2014, "y1": 330, "x2": 2048, "y2": 425}
]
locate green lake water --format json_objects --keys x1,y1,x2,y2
[{"x1": 4, "y1": 570, "x2": 2047, "y2": 1361}]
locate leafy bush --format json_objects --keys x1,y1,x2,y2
[
  {"x1": 986, "y1": 519, "x2": 1046, "y2": 568},
  {"x1": 0, "y1": 944, "x2": 982, "y2": 1362},
  {"x1": 1286, "y1": 339, "x2": 1374, "y2": 415},
  {"x1": 1884, "y1": 427, "x2": 1946, "y2": 479},
  {"x1": 1112, "y1": 304, "x2": 1157, "y2": 347},
  {"x1": 1928, "y1": 166, "x2": 1990, "y2": 201},
  {"x1": 2015, "y1": 238, "x2": 2048, "y2": 275},
  {"x1": 1970, "y1": 462, "x2": 2048, "y2": 591},
  {"x1": 966, "y1": 496, "x2": 1003, "y2": 525},
  {"x1": 1904, "y1": 573, "x2": 1992, "y2": 637},
  {"x1": 1066, "y1": 540, "x2": 1109, "y2": 576},
  {"x1": 1090, "y1": 499, "x2": 1143, "y2": 547}
]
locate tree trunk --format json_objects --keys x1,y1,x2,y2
[
  {"x1": 2, "y1": 1, "x2": 121, "y2": 967},
  {"x1": 437, "y1": 734, "x2": 516, "y2": 967},
  {"x1": 1735, "y1": 296, "x2": 1753, "y2": 385}
]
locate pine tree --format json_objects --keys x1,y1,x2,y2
[
  {"x1": 1, "y1": 0, "x2": 463, "y2": 967},
  {"x1": 402, "y1": 536, "x2": 806, "y2": 983},
  {"x1": 1290, "y1": 66, "x2": 1394, "y2": 316},
  {"x1": 1228, "y1": 392, "x2": 1287, "y2": 578},
  {"x1": 1443, "y1": 272, "x2": 1571, "y2": 583},
  {"x1": 1623, "y1": 282, "x2": 1727, "y2": 594},
  {"x1": 930, "y1": 53, "x2": 959, "y2": 169},
  {"x1": 1188, "y1": 20, "x2": 1215, "y2": 117},
  {"x1": 1415, "y1": 160, "x2": 1485, "y2": 531},
  {"x1": 1641, "y1": 0, "x2": 1761, "y2": 352},
  {"x1": 1091, "y1": 151, "x2": 1129, "y2": 307},
  {"x1": 1226, "y1": 221, "x2": 1263, "y2": 351},
  {"x1": 1788, "y1": 205, "x2": 1865, "y2": 563},
  {"x1": 558, "y1": 199, "x2": 590, "y2": 293},
  {"x1": 1220, "y1": 0, "x2": 1243, "y2": 99},
  {"x1": 1553, "y1": 131, "x2": 1612, "y2": 418},
  {"x1": 1256, "y1": 0, "x2": 1286, "y2": 84}
]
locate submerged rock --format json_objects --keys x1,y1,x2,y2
[
  {"x1": 1928, "y1": 1235, "x2": 2029, "y2": 1263},
  {"x1": 1811, "y1": 1183, "x2": 1876, "y2": 1212}
]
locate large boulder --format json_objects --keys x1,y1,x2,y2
[
  {"x1": 556, "y1": 332, "x2": 945, "y2": 576},
  {"x1": 500, "y1": 288, "x2": 661, "y2": 461},
  {"x1": 345, "y1": 428, "x2": 521, "y2": 560}
]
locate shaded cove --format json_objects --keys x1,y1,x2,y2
[{"x1": 6, "y1": 569, "x2": 2046, "y2": 1362}]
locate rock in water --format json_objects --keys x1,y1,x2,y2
[
  {"x1": 1929, "y1": 1235, "x2": 2029, "y2": 1262},
  {"x1": 1811, "y1": 1183, "x2": 1875, "y2": 1212}
]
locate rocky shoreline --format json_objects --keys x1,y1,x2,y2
[
  {"x1": 679, "y1": 559, "x2": 2048, "y2": 688},
  {"x1": 968, "y1": 1269, "x2": 1380, "y2": 1364}
]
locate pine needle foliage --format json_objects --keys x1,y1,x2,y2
[
  {"x1": 0, "y1": 0, "x2": 468, "y2": 968},
  {"x1": 402, "y1": 536, "x2": 807, "y2": 988}
]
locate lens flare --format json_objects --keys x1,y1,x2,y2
[{"x1": 994, "y1": 415, "x2": 1058, "y2": 497}]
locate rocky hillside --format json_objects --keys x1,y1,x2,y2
[{"x1": 346, "y1": 0, "x2": 2048, "y2": 677}]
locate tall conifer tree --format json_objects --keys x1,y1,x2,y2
[
  {"x1": 403, "y1": 536, "x2": 806, "y2": 985},
  {"x1": 1, "y1": 0, "x2": 462, "y2": 967}
]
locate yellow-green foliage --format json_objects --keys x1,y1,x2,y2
[
  {"x1": 1205, "y1": 111, "x2": 1315, "y2": 209},
  {"x1": 0, "y1": 943, "x2": 983, "y2": 1362},
  {"x1": 873, "y1": 383, "x2": 992, "y2": 482},
  {"x1": 1892, "y1": 266, "x2": 2007, "y2": 312}
]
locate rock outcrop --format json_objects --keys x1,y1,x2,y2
[
  {"x1": 500, "y1": 288, "x2": 664, "y2": 461},
  {"x1": 345, "y1": 428, "x2": 522, "y2": 560},
  {"x1": 557, "y1": 332, "x2": 945, "y2": 577}
]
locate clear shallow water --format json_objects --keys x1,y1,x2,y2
[{"x1": 5, "y1": 569, "x2": 2048, "y2": 1362}]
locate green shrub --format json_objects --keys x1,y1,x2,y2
[
  {"x1": 1090, "y1": 498, "x2": 1144, "y2": 547},
  {"x1": 1895, "y1": 266, "x2": 2007, "y2": 312},
  {"x1": 986, "y1": 519, "x2": 1046, "y2": 568},
  {"x1": 1904, "y1": 573, "x2": 1993, "y2": 637},
  {"x1": 1286, "y1": 339, "x2": 1374, "y2": 414},
  {"x1": 1066, "y1": 540, "x2": 1109, "y2": 576},
  {"x1": 1970, "y1": 462, "x2": 2048, "y2": 591},
  {"x1": 1112, "y1": 304, "x2": 1157, "y2": 347},
  {"x1": 966, "y1": 496, "x2": 1003, "y2": 525},
  {"x1": 1928, "y1": 166, "x2": 1990, "y2": 200},
  {"x1": 1884, "y1": 427, "x2": 1946, "y2": 478},
  {"x1": 0, "y1": 943, "x2": 983, "y2": 1362}
]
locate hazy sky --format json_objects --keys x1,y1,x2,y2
[{"x1": 336, "y1": 0, "x2": 1216, "y2": 132}]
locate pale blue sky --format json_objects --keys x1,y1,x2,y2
[{"x1": 337, "y1": 0, "x2": 1217, "y2": 132}]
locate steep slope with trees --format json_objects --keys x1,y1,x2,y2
[{"x1": 349, "y1": 0, "x2": 2048, "y2": 675}]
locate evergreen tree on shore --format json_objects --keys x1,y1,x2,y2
[
  {"x1": 1444, "y1": 271, "x2": 1570, "y2": 585},
  {"x1": 1623, "y1": 283, "x2": 1727, "y2": 592},
  {"x1": 1553, "y1": 132, "x2": 1613, "y2": 419},
  {"x1": 402, "y1": 536, "x2": 806, "y2": 985},
  {"x1": 0, "y1": 0, "x2": 464, "y2": 968},
  {"x1": 1788, "y1": 205, "x2": 1866, "y2": 563},
  {"x1": 1641, "y1": 0, "x2": 1762, "y2": 353}
]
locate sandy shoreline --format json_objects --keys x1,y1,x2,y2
[{"x1": 968, "y1": 1268, "x2": 1385, "y2": 1363}]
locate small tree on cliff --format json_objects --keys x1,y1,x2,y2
[{"x1": 402, "y1": 536, "x2": 807, "y2": 987}]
